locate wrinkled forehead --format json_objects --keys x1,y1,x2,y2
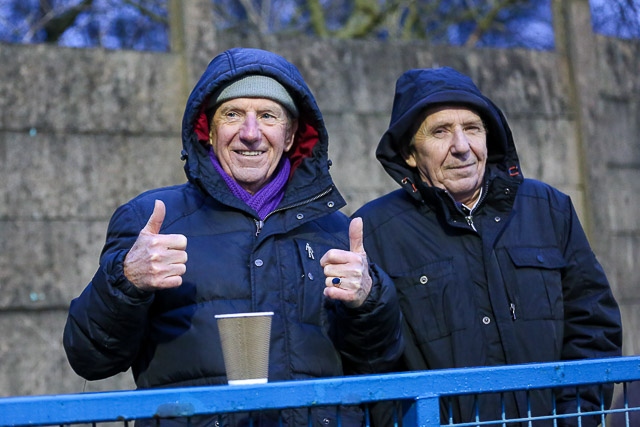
[
  {"x1": 409, "y1": 104, "x2": 484, "y2": 137},
  {"x1": 422, "y1": 104, "x2": 483, "y2": 123}
]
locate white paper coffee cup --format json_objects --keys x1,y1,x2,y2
[{"x1": 215, "y1": 312, "x2": 273, "y2": 385}]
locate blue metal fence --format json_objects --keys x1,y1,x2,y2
[{"x1": 1, "y1": 356, "x2": 639, "y2": 426}]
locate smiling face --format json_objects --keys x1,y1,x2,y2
[
  {"x1": 404, "y1": 106, "x2": 488, "y2": 206},
  {"x1": 209, "y1": 98, "x2": 298, "y2": 194}
]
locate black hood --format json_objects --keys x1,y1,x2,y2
[{"x1": 376, "y1": 66, "x2": 523, "y2": 198}]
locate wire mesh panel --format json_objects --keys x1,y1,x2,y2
[
  {"x1": 435, "y1": 386, "x2": 604, "y2": 426},
  {"x1": 1, "y1": 357, "x2": 639, "y2": 427}
]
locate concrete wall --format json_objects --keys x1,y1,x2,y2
[{"x1": 0, "y1": 0, "x2": 638, "y2": 396}]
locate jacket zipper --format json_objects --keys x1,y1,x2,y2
[
  {"x1": 254, "y1": 186, "x2": 335, "y2": 236},
  {"x1": 254, "y1": 219, "x2": 264, "y2": 236},
  {"x1": 460, "y1": 182, "x2": 490, "y2": 232},
  {"x1": 464, "y1": 215, "x2": 476, "y2": 231},
  {"x1": 455, "y1": 182, "x2": 517, "y2": 321},
  {"x1": 406, "y1": 176, "x2": 517, "y2": 321}
]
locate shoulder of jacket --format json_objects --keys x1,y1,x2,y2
[
  {"x1": 515, "y1": 178, "x2": 573, "y2": 211},
  {"x1": 517, "y1": 179, "x2": 567, "y2": 197},
  {"x1": 353, "y1": 189, "x2": 423, "y2": 233},
  {"x1": 120, "y1": 183, "x2": 205, "y2": 226},
  {"x1": 355, "y1": 189, "x2": 417, "y2": 214}
]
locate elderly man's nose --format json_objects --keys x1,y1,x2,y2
[
  {"x1": 239, "y1": 115, "x2": 259, "y2": 140},
  {"x1": 451, "y1": 128, "x2": 471, "y2": 151}
]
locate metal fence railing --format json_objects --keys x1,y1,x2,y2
[{"x1": 1, "y1": 356, "x2": 639, "y2": 427}]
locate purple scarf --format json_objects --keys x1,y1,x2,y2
[{"x1": 209, "y1": 149, "x2": 290, "y2": 219}]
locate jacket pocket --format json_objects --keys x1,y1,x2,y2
[
  {"x1": 503, "y1": 246, "x2": 566, "y2": 320},
  {"x1": 391, "y1": 258, "x2": 457, "y2": 342}
]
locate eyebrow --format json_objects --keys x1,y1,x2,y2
[{"x1": 427, "y1": 117, "x2": 484, "y2": 131}]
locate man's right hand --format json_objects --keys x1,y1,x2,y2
[{"x1": 123, "y1": 200, "x2": 188, "y2": 291}]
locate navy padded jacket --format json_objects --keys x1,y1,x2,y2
[{"x1": 63, "y1": 48, "x2": 403, "y2": 427}]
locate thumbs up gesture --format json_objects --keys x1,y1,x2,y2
[
  {"x1": 320, "y1": 217, "x2": 372, "y2": 308},
  {"x1": 123, "y1": 200, "x2": 188, "y2": 291}
]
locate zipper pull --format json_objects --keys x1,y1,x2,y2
[
  {"x1": 465, "y1": 215, "x2": 477, "y2": 232},
  {"x1": 509, "y1": 303, "x2": 517, "y2": 321},
  {"x1": 255, "y1": 219, "x2": 264, "y2": 236}
]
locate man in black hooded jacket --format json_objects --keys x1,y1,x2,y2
[{"x1": 354, "y1": 66, "x2": 622, "y2": 427}]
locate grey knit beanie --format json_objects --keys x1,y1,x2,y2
[{"x1": 209, "y1": 75, "x2": 299, "y2": 118}]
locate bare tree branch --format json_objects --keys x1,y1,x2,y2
[
  {"x1": 464, "y1": 0, "x2": 521, "y2": 48},
  {"x1": 25, "y1": 0, "x2": 94, "y2": 43},
  {"x1": 121, "y1": 0, "x2": 168, "y2": 24},
  {"x1": 334, "y1": 0, "x2": 404, "y2": 39},
  {"x1": 306, "y1": 0, "x2": 329, "y2": 37},
  {"x1": 237, "y1": 0, "x2": 268, "y2": 33}
]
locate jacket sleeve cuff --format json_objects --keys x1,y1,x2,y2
[
  {"x1": 342, "y1": 264, "x2": 383, "y2": 315},
  {"x1": 110, "y1": 250, "x2": 155, "y2": 301}
]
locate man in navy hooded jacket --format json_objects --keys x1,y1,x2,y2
[
  {"x1": 63, "y1": 48, "x2": 403, "y2": 427},
  {"x1": 354, "y1": 67, "x2": 622, "y2": 426}
]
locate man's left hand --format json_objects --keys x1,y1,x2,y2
[{"x1": 320, "y1": 217, "x2": 372, "y2": 308}]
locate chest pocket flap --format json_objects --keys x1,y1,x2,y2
[{"x1": 506, "y1": 246, "x2": 566, "y2": 270}]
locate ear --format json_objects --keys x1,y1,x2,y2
[
  {"x1": 207, "y1": 125, "x2": 217, "y2": 148},
  {"x1": 404, "y1": 152, "x2": 417, "y2": 168},
  {"x1": 284, "y1": 118, "x2": 299, "y2": 152},
  {"x1": 401, "y1": 143, "x2": 417, "y2": 168}
]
